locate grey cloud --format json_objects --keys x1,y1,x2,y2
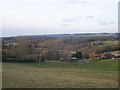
[
  {"x1": 60, "y1": 23, "x2": 71, "y2": 26},
  {"x1": 60, "y1": 16, "x2": 82, "y2": 26},
  {"x1": 99, "y1": 22, "x2": 116, "y2": 25},
  {"x1": 61, "y1": 16, "x2": 82, "y2": 23},
  {"x1": 96, "y1": 18, "x2": 116, "y2": 25},
  {"x1": 61, "y1": 18, "x2": 77, "y2": 22},
  {"x1": 86, "y1": 16, "x2": 95, "y2": 18},
  {"x1": 109, "y1": 22, "x2": 116, "y2": 24},
  {"x1": 83, "y1": 16, "x2": 96, "y2": 21},
  {"x1": 100, "y1": 22, "x2": 108, "y2": 25},
  {"x1": 100, "y1": 22, "x2": 117, "y2": 25},
  {"x1": 65, "y1": 0, "x2": 88, "y2": 4}
]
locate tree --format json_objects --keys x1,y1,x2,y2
[
  {"x1": 17, "y1": 38, "x2": 32, "y2": 60},
  {"x1": 81, "y1": 47, "x2": 90, "y2": 59},
  {"x1": 89, "y1": 51, "x2": 95, "y2": 61},
  {"x1": 62, "y1": 45, "x2": 74, "y2": 62},
  {"x1": 37, "y1": 51, "x2": 45, "y2": 64},
  {"x1": 75, "y1": 51, "x2": 82, "y2": 59}
]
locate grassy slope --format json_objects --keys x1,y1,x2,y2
[
  {"x1": 2, "y1": 59, "x2": 118, "y2": 88},
  {"x1": 112, "y1": 50, "x2": 120, "y2": 54},
  {"x1": 103, "y1": 40, "x2": 118, "y2": 45}
]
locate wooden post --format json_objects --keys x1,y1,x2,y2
[{"x1": 38, "y1": 52, "x2": 40, "y2": 65}]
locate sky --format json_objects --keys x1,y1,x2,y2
[{"x1": 1, "y1": 0, "x2": 119, "y2": 37}]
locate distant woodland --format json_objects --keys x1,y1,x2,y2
[{"x1": 2, "y1": 33, "x2": 120, "y2": 62}]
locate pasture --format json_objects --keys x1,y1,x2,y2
[{"x1": 2, "y1": 59, "x2": 118, "y2": 88}]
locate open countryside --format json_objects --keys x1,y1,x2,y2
[
  {"x1": 2, "y1": 0, "x2": 119, "y2": 88},
  {"x1": 2, "y1": 33, "x2": 120, "y2": 88}
]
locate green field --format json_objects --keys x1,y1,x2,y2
[
  {"x1": 2, "y1": 59, "x2": 118, "y2": 88},
  {"x1": 112, "y1": 50, "x2": 120, "y2": 54}
]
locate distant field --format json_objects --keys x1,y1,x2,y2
[
  {"x1": 112, "y1": 50, "x2": 120, "y2": 54},
  {"x1": 103, "y1": 40, "x2": 118, "y2": 45},
  {"x1": 2, "y1": 59, "x2": 118, "y2": 88}
]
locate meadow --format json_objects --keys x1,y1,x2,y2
[{"x1": 2, "y1": 59, "x2": 118, "y2": 88}]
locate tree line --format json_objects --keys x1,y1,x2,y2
[{"x1": 2, "y1": 35, "x2": 120, "y2": 62}]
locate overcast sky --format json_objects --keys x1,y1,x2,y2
[{"x1": 1, "y1": 0, "x2": 119, "y2": 37}]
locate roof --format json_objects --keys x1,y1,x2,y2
[{"x1": 71, "y1": 57, "x2": 78, "y2": 60}]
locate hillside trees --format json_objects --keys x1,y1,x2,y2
[
  {"x1": 81, "y1": 47, "x2": 95, "y2": 61},
  {"x1": 75, "y1": 51, "x2": 82, "y2": 59},
  {"x1": 17, "y1": 38, "x2": 33, "y2": 60},
  {"x1": 62, "y1": 45, "x2": 74, "y2": 61},
  {"x1": 44, "y1": 38, "x2": 64, "y2": 60},
  {"x1": 2, "y1": 35, "x2": 120, "y2": 62},
  {"x1": 3, "y1": 38, "x2": 36, "y2": 61}
]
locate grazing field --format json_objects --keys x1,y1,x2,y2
[
  {"x1": 2, "y1": 59, "x2": 118, "y2": 88},
  {"x1": 112, "y1": 50, "x2": 120, "y2": 54}
]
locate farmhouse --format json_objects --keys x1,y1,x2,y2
[
  {"x1": 99, "y1": 52, "x2": 113, "y2": 60},
  {"x1": 112, "y1": 54, "x2": 120, "y2": 60}
]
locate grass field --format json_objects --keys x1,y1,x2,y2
[
  {"x1": 2, "y1": 59, "x2": 118, "y2": 88},
  {"x1": 112, "y1": 50, "x2": 120, "y2": 54}
]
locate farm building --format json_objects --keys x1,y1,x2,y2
[
  {"x1": 99, "y1": 52, "x2": 113, "y2": 60},
  {"x1": 112, "y1": 54, "x2": 120, "y2": 60}
]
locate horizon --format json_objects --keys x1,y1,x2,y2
[
  {"x1": 1, "y1": 0, "x2": 119, "y2": 37},
  {"x1": 2, "y1": 32, "x2": 119, "y2": 38}
]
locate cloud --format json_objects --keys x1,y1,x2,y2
[
  {"x1": 65, "y1": 0, "x2": 88, "y2": 4},
  {"x1": 61, "y1": 16, "x2": 82, "y2": 23},
  {"x1": 96, "y1": 18, "x2": 116, "y2": 25},
  {"x1": 86, "y1": 16, "x2": 95, "y2": 18},
  {"x1": 60, "y1": 16, "x2": 117, "y2": 26},
  {"x1": 61, "y1": 18, "x2": 77, "y2": 22},
  {"x1": 109, "y1": 22, "x2": 116, "y2": 24},
  {"x1": 60, "y1": 23, "x2": 70, "y2": 26},
  {"x1": 2, "y1": 0, "x2": 118, "y2": 36},
  {"x1": 99, "y1": 22, "x2": 108, "y2": 25},
  {"x1": 99, "y1": 22, "x2": 116, "y2": 25}
]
